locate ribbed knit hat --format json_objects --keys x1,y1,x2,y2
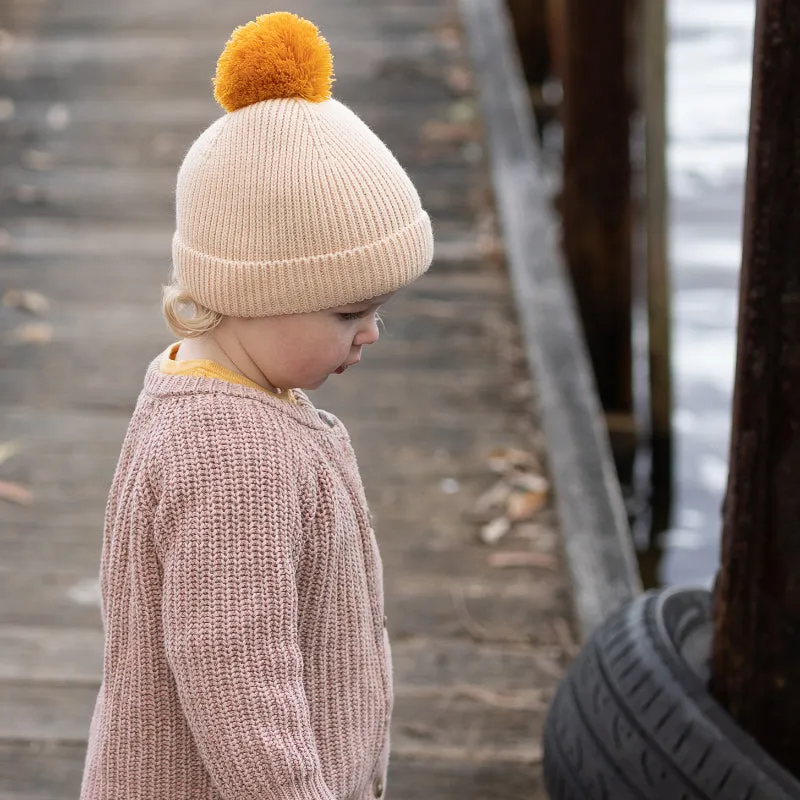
[{"x1": 173, "y1": 12, "x2": 434, "y2": 317}]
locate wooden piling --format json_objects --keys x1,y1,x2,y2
[
  {"x1": 642, "y1": 0, "x2": 673, "y2": 494},
  {"x1": 710, "y1": 0, "x2": 800, "y2": 776},
  {"x1": 504, "y1": 0, "x2": 557, "y2": 138},
  {"x1": 504, "y1": 0, "x2": 551, "y2": 87},
  {"x1": 560, "y1": 0, "x2": 633, "y2": 421}
]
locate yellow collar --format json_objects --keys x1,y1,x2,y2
[{"x1": 159, "y1": 343, "x2": 295, "y2": 403}]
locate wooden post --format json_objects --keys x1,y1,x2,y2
[
  {"x1": 504, "y1": 0, "x2": 557, "y2": 138},
  {"x1": 710, "y1": 0, "x2": 800, "y2": 776},
  {"x1": 504, "y1": 0, "x2": 551, "y2": 87},
  {"x1": 560, "y1": 0, "x2": 633, "y2": 421},
  {"x1": 545, "y1": 0, "x2": 565, "y2": 83},
  {"x1": 642, "y1": 0, "x2": 672, "y2": 494}
]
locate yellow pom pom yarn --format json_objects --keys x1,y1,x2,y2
[{"x1": 214, "y1": 12, "x2": 334, "y2": 111}]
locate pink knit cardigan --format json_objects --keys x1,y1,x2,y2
[{"x1": 81, "y1": 360, "x2": 393, "y2": 800}]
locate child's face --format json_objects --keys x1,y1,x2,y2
[{"x1": 225, "y1": 292, "x2": 394, "y2": 391}]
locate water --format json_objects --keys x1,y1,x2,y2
[{"x1": 652, "y1": 0, "x2": 754, "y2": 586}]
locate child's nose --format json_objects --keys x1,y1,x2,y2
[{"x1": 354, "y1": 317, "x2": 380, "y2": 346}]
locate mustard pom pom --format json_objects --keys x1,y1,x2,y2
[{"x1": 214, "y1": 12, "x2": 334, "y2": 111}]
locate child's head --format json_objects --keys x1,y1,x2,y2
[
  {"x1": 163, "y1": 12, "x2": 433, "y2": 389},
  {"x1": 165, "y1": 279, "x2": 393, "y2": 390}
]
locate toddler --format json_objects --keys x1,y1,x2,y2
[{"x1": 80, "y1": 12, "x2": 433, "y2": 800}]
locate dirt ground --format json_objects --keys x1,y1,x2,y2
[{"x1": 0, "y1": 0, "x2": 575, "y2": 797}]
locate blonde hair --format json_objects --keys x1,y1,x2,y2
[{"x1": 162, "y1": 271, "x2": 223, "y2": 338}]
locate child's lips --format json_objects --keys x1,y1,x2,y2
[{"x1": 334, "y1": 357, "x2": 361, "y2": 375}]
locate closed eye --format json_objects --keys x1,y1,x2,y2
[
  {"x1": 338, "y1": 305, "x2": 383, "y2": 322},
  {"x1": 338, "y1": 311, "x2": 368, "y2": 321}
]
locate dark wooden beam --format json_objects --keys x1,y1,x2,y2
[
  {"x1": 560, "y1": 0, "x2": 634, "y2": 418},
  {"x1": 710, "y1": 0, "x2": 800, "y2": 777}
]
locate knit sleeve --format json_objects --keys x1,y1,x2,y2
[{"x1": 156, "y1": 399, "x2": 335, "y2": 800}]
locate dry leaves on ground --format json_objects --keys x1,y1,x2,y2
[
  {"x1": 0, "y1": 440, "x2": 33, "y2": 506},
  {"x1": 0, "y1": 440, "x2": 20, "y2": 465},
  {"x1": 487, "y1": 551, "x2": 558, "y2": 570},
  {"x1": 3, "y1": 288, "x2": 49, "y2": 315},
  {"x1": 475, "y1": 446, "x2": 550, "y2": 545},
  {"x1": 420, "y1": 118, "x2": 479, "y2": 145},
  {"x1": 0, "y1": 479, "x2": 33, "y2": 505},
  {"x1": 9, "y1": 321, "x2": 52, "y2": 343}
]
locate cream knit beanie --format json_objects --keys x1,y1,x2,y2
[{"x1": 172, "y1": 12, "x2": 434, "y2": 317}]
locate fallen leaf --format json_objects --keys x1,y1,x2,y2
[
  {"x1": 420, "y1": 118, "x2": 477, "y2": 144},
  {"x1": 510, "y1": 471, "x2": 549, "y2": 494},
  {"x1": 486, "y1": 447, "x2": 537, "y2": 474},
  {"x1": 506, "y1": 488, "x2": 547, "y2": 522},
  {"x1": 0, "y1": 440, "x2": 21, "y2": 466},
  {"x1": 474, "y1": 478, "x2": 511, "y2": 515},
  {"x1": 452, "y1": 684, "x2": 546, "y2": 710},
  {"x1": 401, "y1": 723, "x2": 434, "y2": 740},
  {"x1": 435, "y1": 24, "x2": 460, "y2": 51},
  {"x1": 0, "y1": 97, "x2": 14, "y2": 121},
  {"x1": 479, "y1": 515, "x2": 511, "y2": 545},
  {"x1": 488, "y1": 551, "x2": 558, "y2": 570},
  {"x1": 10, "y1": 321, "x2": 52, "y2": 343},
  {"x1": 447, "y1": 99, "x2": 476, "y2": 123},
  {"x1": 445, "y1": 65, "x2": 472, "y2": 93},
  {"x1": 3, "y1": 288, "x2": 49, "y2": 315},
  {"x1": 21, "y1": 149, "x2": 54, "y2": 171},
  {"x1": 0, "y1": 479, "x2": 33, "y2": 506}
]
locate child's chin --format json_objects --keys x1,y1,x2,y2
[{"x1": 299, "y1": 376, "x2": 329, "y2": 391}]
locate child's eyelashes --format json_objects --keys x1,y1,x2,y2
[{"x1": 337, "y1": 308, "x2": 385, "y2": 323}]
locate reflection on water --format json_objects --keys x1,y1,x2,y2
[{"x1": 641, "y1": 0, "x2": 754, "y2": 587}]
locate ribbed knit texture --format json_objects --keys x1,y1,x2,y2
[
  {"x1": 173, "y1": 97, "x2": 434, "y2": 317},
  {"x1": 81, "y1": 360, "x2": 393, "y2": 800}
]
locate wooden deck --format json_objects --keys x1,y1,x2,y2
[{"x1": 0, "y1": 0, "x2": 574, "y2": 797}]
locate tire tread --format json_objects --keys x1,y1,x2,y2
[{"x1": 543, "y1": 590, "x2": 800, "y2": 800}]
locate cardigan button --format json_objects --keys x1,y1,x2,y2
[
  {"x1": 383, "y1": 614, "x2": 388, "y2": 627},
  {"x1": 373, "y1": 775, "x2": 384, "y2": 798}
]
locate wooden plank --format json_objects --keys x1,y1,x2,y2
[
  {"x1": 0, "y1": 162, "x2": 479, "y2": 223},
  {"x1": 392, "y1": 638, "x2": 553, "y2": 693},
  {"x1": 0, "y1": 682, "x2": 541, "y2": 759},
  {"x1": 0, "y1": 217, "x2": 485, "y2": 262},
  {"x1": 388, "y1": 755, "x2": 540, "y2": 800},
  {"x1": 0, "y1": 572, "x2": 101, "y2": 628},
  {"x1": 388, "y1": 589, "x2": 564, "y2": 645},
  {"x1": 0, "y1": 97, "x2": 468, "y2": 129},
  {"x1": 0, "y1": 628, "x2": 545, "y2": 692},
  {"x1": 0, "y1": 743, "x2": 541, "y2": 800},
  {"x1": 0, "y1": 683, "x2": 96, "y2": 742},
  {"x1": 0, "y1": 740, "x2": 87, "y2": 800},
  {"x1": 459, "y1": 0, "x2": 641, "y2": 639},
  {"x1": 0, "y1": 625, "x2": 102, "y2": 682}
]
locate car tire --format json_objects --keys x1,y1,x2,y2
[{"x1": 543, "y1": 587, "x2": 800, "y2": 799}]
